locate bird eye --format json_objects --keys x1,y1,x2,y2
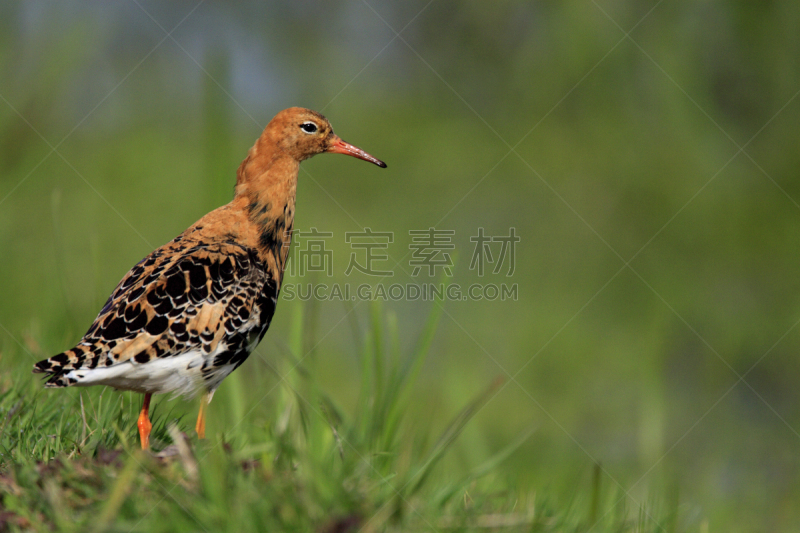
[{"x1": 300, "y1": 122, "x2": 318, "y2": 134}]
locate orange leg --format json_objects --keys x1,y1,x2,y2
[
  {"x1": 137, "y1": 393, "x2": 153, "y2": 450},
  {"x1": 195, "y1": 393, "x2": 209, "y2": 439}
]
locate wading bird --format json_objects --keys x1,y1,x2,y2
[{"x1": 33, "y1": 107, "x2": 386, "y2": 449}]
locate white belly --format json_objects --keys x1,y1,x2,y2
[{"x1": 64, "y1": 345, "x2": 230, "y2": 398}]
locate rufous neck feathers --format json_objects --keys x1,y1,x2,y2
[{"x1": 235, "y1": 135, "x2": 298, "y2": 276}]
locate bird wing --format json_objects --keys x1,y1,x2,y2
[{"x1": 33, "y1": 238, "x2": 276, "y2": 386}]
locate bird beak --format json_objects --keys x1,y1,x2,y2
[{"x1": 327, "y1": 136, "x2": 387, "y2": 168}]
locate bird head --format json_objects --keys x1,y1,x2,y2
[{"x1": 267, "y1": 107, "x2": 387, "y2": 168}]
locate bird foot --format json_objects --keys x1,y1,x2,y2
[
  {"x1": 137, "y1": 393, "x2": 152, "y2": 450},
  {"x1": 137, "y1": 411, "x2": 152, "y2": 450}
]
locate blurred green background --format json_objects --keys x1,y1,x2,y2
[{"x1": 2, "y1": 1, "x2": 800, "y2": 531}]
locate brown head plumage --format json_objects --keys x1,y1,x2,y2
[{"x1": 255, "y1": 107, "x2": 386, "y2": 165}]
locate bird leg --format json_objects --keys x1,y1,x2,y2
[
  {"x1": 137, "y1": 393, "x2": 152, "y2": 450},
  {"x1": 195, "y1": 392, "x2": 209, "y2": 439}
]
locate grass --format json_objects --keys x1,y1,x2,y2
[{"x1": 0, "y1": 300, "x2": 685, "y2": 533}]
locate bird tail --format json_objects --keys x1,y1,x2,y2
[{"x1": 32, "y1": 349, "x2": 82, "y2": 388}]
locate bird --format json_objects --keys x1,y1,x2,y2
[{"x1": 33, "y1": 107, "x2": 386, "y2": 449}]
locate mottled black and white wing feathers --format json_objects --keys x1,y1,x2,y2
[{"x1": 33, "y1": 237, "x2": 277, "y2": 397}]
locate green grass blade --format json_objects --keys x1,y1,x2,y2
[{"x1": 406, "y1": 376, "x2": 504, "y2": 497}]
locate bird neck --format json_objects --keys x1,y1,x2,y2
[{"x1": 234, "y1": 144, "x2": 298, "y2": 283}]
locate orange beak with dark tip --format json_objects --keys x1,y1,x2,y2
[{"x1": 327, "y1": 136, "x2": 387, "y2": 168}]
